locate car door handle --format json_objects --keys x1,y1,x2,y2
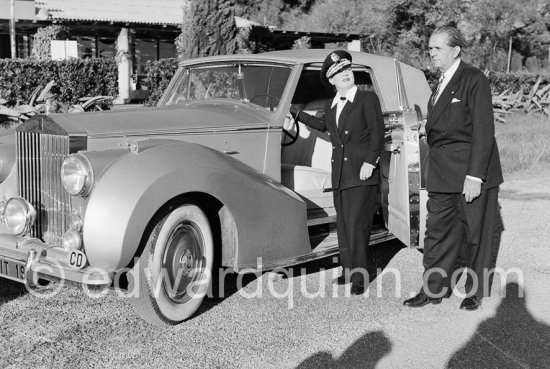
[
  {"x1": 384, "y1": 143, "x2": 400, "y2": 154},
  {"x1": 223, "y1": 150, "x2": 239, "y2": 155}
]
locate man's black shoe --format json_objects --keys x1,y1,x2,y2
[
  {"x1": 460, "y1": 296, "x2": 482, "y2": 310},
  {"x1": 350, "y1": 282, "x2": 365, "y2": 295},
  {"x1": 403, "y1": 293, "x2": 442, "y2": 307},
  {"x1": 333, "y1": 275, "x2": 351, "y2": 285}
]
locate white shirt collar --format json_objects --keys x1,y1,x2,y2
[
  {"x1": 331, "y1": 85, "x2": 358, "y2": 108},
  {"x1": 442, "y1": 59, "x2": 461, "y2": 82}
]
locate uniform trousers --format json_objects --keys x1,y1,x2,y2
[
  {"x1": 422, "y1": 186, "x2": 500, "y2": 298},
  {"x1": 334, "y1": 184, "x2": 378, "y2": 284}
]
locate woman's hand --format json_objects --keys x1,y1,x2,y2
[
  {"x1": 283, "y1": 113, "x2": 295, "y2": 131},
  {"x1": 360, "y1": 163, "x2": 374, "y2": 180}
]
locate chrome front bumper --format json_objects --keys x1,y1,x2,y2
[{"x1": 0, "y1": 234, "x2": 112, "y2": 288}]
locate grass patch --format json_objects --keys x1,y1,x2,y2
[{"x1": 495, "y1": 112, "x2": 550, "y2": 173}]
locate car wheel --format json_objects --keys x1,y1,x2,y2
[{"x1": 130, "y1": 202, "x2": 213, "y2": 326}]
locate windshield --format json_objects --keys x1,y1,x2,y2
[{"x1": 160, "y1": 63, "x2": 292, "y2": 111}]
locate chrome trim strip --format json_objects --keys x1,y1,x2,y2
[
  {"x1": 403, "y1": 109, "x2": 421, "y2": 248},
  {"x1": 87, "y1": 124, "x2": 285, "y2": 139},
  {"x1": 394, "y1": 59, "x2": 410, "y2": 110}
]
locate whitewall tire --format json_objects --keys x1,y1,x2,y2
[{"x1": 131, "y1": 203, "x2": 214, "y2": 326}]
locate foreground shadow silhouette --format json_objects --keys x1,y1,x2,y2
[
  {"x1": 296, "y1": 331, "x2": 392, "y2": 369},
  {"x1": 447, "y1": 282, "x2": 550, "y2": 368}
]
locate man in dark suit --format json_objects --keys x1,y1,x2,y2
[
  {"x1": 403, "y1": 26, "x2": 503, "y2": 310},
  {"x1": 285, "y1": 50, "x2": 385, "y2": 295}
]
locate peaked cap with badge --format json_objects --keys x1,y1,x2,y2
[{"x1": 321, "y1": 50, "x2": 352, "y2": 81}]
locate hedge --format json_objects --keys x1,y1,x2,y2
[
  {"x1": 0, "y1": 58, "x2": 118, "y2": 107},
  {"x1": 144, "y1": 58, "x2": 180, "y2": 106}
]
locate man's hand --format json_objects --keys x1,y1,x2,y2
[
  {"x1": 462, "y1": 177, "x2": 481, "y2": 203},
  {"x1": 283, "y1": 113, "x2": 295, "y2": 131},
  {"x1": 360, "y1": 163, "x2": 374, "y2": 180}
]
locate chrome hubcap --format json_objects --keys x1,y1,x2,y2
[{"x1": 162, "y1": 222, "x2": 203, "y2": 303}]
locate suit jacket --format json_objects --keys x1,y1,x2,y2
[
  {"x1": 295, "y1": 89, "x2": 385, "y2": 190},
  {"x1": 425, "y1": 61, "x2": 503, "y2": 193}
]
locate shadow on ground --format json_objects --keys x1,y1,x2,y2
[
  {"x1": 447, "y1": 282, "x2": 550, "y2": 368},
  {"x1": 296, "y1": 330, "x2": 392, "y2": 368},
  {"x1": 276, "y1": 238, "x2": 406, "y2": 284},
  {"x1": 0, "y1": 278, "x2": 27, "y2": 307},
  {"x1": 195, "y1": 239, "x2": 405, "y2": 318}
]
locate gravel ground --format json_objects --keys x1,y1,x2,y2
[{"x1": 1, "y1": 168, "x2": 549, "y2": 369}]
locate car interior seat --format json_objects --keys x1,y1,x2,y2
[{"x1": 281, "y1": 98, "x2": 332, "y2": 193}]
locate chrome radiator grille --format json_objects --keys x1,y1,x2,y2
[{"x1": 16, "y1": 131, "x2": 70, "y2": 246}]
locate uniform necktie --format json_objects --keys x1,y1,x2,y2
[{"x1": 336, "y1": 97, "x2": 346, "y2": 126}]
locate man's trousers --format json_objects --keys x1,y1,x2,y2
[{"x1": 422, "y1": 186, "x2": 500, "y2": 298}]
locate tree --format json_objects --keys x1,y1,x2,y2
[
  {"x1": 31, "y1": 25, "x2": 70, "y2": 60},
  {"x1": 234, "y1": 0, "x2": 315, "y2": 27},
  {"x1": 177, "y1": 0, "x2": 240, "y2": 60},
  {"x1": 457, "y1": 0, "x2": 542, "y2": 70},
  {"x1": 281, "y1": 0, "x2": 388, "y2": 34},
  {"x1": 293, "y1": 36, "x2": 311, "y2": 49}
]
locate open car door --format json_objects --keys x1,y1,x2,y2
[{"x1": 384, "y1": 60, "x2": 427, "y2": 248}]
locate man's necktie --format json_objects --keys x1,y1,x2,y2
[{"x1": 431, "y1": 75, "x2": 444, "y2": 106}]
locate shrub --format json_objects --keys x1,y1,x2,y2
[
  {"x1": 143, "y1": 58, "x2": 180, "y2": 106},
  {"x1": 0, "y1": 58, "x2": 118, "y2": 107}
]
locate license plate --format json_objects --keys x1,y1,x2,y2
[{"x1": 0, "y1": 257, "x2": 26, "y2": 281}]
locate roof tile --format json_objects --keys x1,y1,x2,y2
[{"x1": 36, "y1": 0, "x2": 186, "y2": 25}]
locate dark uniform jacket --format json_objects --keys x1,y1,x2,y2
[
  {"x1": 426, "y1": 61, "x2": 503, "y2": 193},
  {"x1": 295, "y1": 89, "x2": 385, "y2": 190}
]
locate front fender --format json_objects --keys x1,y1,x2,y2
[{"x1": 82, "y1": 140, "x2": 310, "y2": 271}]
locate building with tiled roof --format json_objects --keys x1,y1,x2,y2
[
  {"x1": 1, "y1": 0, "x2": 363, "y2": 102},
  {"x1": 35, "y1": 0, "x2": 186, "y2": 25}
]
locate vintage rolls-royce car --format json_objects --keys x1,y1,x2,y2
[{"x1": 0, "y1": 49, "x2": 430, "y2": 326}]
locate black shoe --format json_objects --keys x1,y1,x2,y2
[
  {"x1": 350, "y1": 282, "x2": 365, "y2": 295},
  {"x1": 460, "y1": 296, "x2": 482, "y2": 310},
  {"x1": 403, "y1": 293, "x2": 442, "y2": 307},
  {"x1": 333, "y1": 275, "x2": 350, "y2": 285}
]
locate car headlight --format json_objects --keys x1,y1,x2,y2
[
  {"x1": 62, "y1": 229, "x2": 82, "y2": 251},
  {"x1": 61, "y1": 154, "x2": 94, "y2": 196},
  {"x1": 2, "y1": 197, "x2": 36, "y2": 235}
]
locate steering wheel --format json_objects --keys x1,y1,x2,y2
[
  {"x1": 282, "y1": 106, "x2": 301, "y2": 147},
  {"x1": 249, "y1": 94, "x2": 280, "y2": 112}
]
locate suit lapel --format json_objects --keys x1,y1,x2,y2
[
  {"x1": 327, "y1": 105, "x2": 342, "y2": 143},
  {"x1": 426, "y1": 62, "x2": 465, "y2": 133}
]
